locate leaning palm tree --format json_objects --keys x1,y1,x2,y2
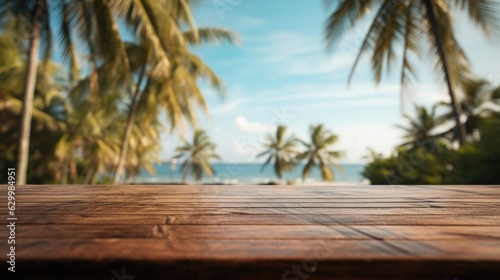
[
  {"x1": 324, "y1": 0, "x2": 500, "y2": 147},
  {"x1": 440, "y1": 78, "x2": 500, "y2": 141},
  {"x1": 297, "y1": 125, "x2": 344, "y2": 182},
  {"x1": 396, "y1": 104, "x2": 446, "y2": 147},
  {"x1": 173, "y1": 130, "x2": 221, "y2": 182},
  {"x1": 112, "y1": 27, "x2": 239, "y2": 184},
  {"x1": 257, "y1": 125, "x2": 300, "y2": 180}
]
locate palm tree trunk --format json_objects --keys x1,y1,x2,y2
[
  {"x1": 70, "y1": 160, "x2": 77, "y2": 182},
  {"x1": 61, "y1": 162, "x2": 68, "y2": 185},
  {"x1": 83, "y1": 167, "x2": 94, "y2": 185},
  {"x1": 17, "y1": 0, "x2": 46, "y2": 185},
  {"x1": 91, "y1": 171, "x2": 99, "y2": 185},
  {"x1": 112, "y1": 64, "x2": 147, "y2": 184},
  {"x1": 424, "y1": 0, "x2": 467, "y2": 146}
]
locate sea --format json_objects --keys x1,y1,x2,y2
[{"x1": 137, "y1": 163, "x2": 367, "y2": 185}]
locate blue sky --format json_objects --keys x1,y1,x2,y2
[{"x1": 159, "y1": 0, "x2": 500, "y2": 163}]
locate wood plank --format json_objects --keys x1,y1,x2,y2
[
  {"x1": 10, "y1": 187, "x2": 500, "y2": 193},
  {"x1": 12, "y1": 206, "x2": 500, "y2": 215},
  {"x1": 15, "y1": 201, "x2": 500, "y2": 208},
  {"x1": 6, "y1": 239, "x2": 500, "y2": 261},
  {"x1": 11, "y1": 224, "x2": 500, "y2": 240},
  {"x1": 2, "y1": 214, "x2": 500, "y2": 226}
]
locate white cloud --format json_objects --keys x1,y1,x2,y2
[
  {"x1": 258, "y1": 83, "x2": 401, "y2": 103},
  {"x1": 233, "y1": 139, "x2": 247, "y2": 155},
  {"x1": 235, "y1": 116, "x2": 274, "y2": 134},
  {"x1": 241, "y1": 30, "x2": 372, "y2": 77},
  {"x1": 283, "y1": 53, "x2": 354, "y2": 76},
  {"x1": 242, "y1": 31, "x2": 350, "y2": 76},
  {"x1": 235, "y1": 15, "x2": 267, "y2": 28},
  {"x1": 211, "y1": 97, "x2": 247, "y2": 115},
  {"x1": 245, "y1": 32, "x2": 318, "y2": 60}
]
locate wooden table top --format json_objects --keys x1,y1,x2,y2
[{"x1": 1, "y1": 184, "x2": 500, "y2": 279}]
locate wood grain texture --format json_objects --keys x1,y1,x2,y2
[{"x1": 0, "y1": 184, "x2": 499, "y2": 279}]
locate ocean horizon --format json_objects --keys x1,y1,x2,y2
[{"x1": 137, "y1": 162, "x2": 367, "y2": 184}]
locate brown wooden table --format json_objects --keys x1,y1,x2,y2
[{"x1": 1, "y1": 185, "x2": 500, "y2": 279}]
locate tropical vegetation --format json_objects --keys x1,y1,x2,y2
[
  {"x1": 1, "y1": 0, "x2": 499, "y2": 186},
  {"x1": 0, "y1": 0, "x2": 237, "y2": 184},
  {"x1": 363, "y1": 78, "x2": 500, "y2": 184}
]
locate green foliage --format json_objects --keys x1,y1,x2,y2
[
  {"x1": 446, "y1": 116, "x2": 500, "y2": 184},
  {"x1": 363, "y1": 115, "x2": 500, "y2": 185},
  {"x1": 362, "y1": 143, "x2": 449, "y2": 185},
  {"x1": 366, "y1": 76, "x2": 500, "y2": 185}
]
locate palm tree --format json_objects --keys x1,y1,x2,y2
[
  {"x1": 396, "y1": 104, "x2": 446, "y2": 147},
  {"x1": 173, "y1": 130, "x2": 221, "y2": 182},
  {"x1": 257, "y1": 125, "x2": 300, "y2": 180},
  {"x1": 1, "y1": 0, "x2": 196, "y2": 184},
  {"x1": 324, "y1": 0, "x2": 500, "y2": 147},
  {"x1": 440, "y1": 78, "x2": 500, "y2": 141},
  {"x1": 112, "y1": 27, "x2": 239, "y2": 184},
  {"x1": 298, "y1": 125, "x2": 343, "y2": 182}
]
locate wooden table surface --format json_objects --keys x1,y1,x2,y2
[{"x1": 1, "y1": 185, "x2": 500, "y2": 279}]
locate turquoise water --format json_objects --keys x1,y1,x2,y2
[{"x1": 137, "y1": 163, "x2": 366, "y2": 184}]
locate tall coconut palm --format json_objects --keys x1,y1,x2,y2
[
  {"x1": 297, "y1": 125, "x2": 343, "y2": 182},
  {"x1": 324, "y1": 0, "x2": 500, "y2": 147},
  {"x1": 257, "y1": 125, "x2": 300, "y2": 180},
  {"x1": 0, "y1": 26, "x2": 71, "y2": 183},
  {"x1": 396, "y1": 104, "x2": 446, "y2": 147},
  {"x1": 440, "y1": 78, "x2": 500, "y2": 141},
  {"x1": 173, "y1": 130, "x2": 221, "y2": 182}
]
